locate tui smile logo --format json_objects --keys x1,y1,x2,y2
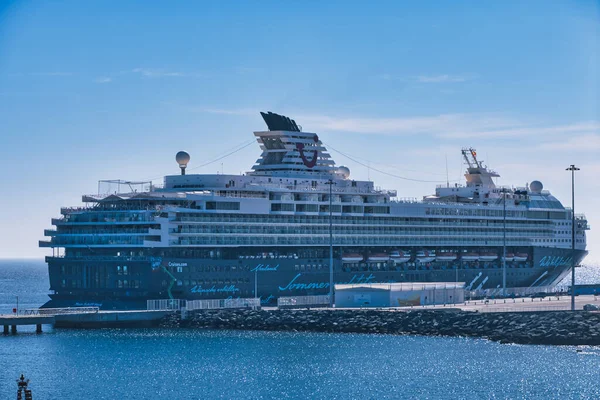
[{"x1": 296, "y1": 135, "x2": 319, "y2": 168}]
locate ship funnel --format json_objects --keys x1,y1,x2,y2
[{"x1": 176, "y1": 151, "x2": 190, "y2": 175}]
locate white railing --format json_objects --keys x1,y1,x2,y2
[
  {"x1": 147, "y1": 299, "x2": 186, "y2": 311},
  {"x1": 186, "y1": 298, "x2": 260, "y2": 311},
  {"x1": 32, "y1": 307, "x2": 99, "y2": 315},
  {"x1": 468, "y1": 286, "x2": 556, "y2": 299},
  {"x1": 477, "y1": 303, "x2": 571, "y2": 313},
  {"x1": 277, "y1": 295, "x2": 330, "y2": 308}
]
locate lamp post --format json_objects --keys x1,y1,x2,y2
[
  {"x1": 254, "y1": 268, "x2": 258, "y2": 303},
  {"x1": 566, "y1": 164, "x2": 580, "y2": 311},
  {"x1": 502, "y1": 188, "x2": 507, "y2": 298},
  {"x1": 325, "y1": 179, "x2": 336, "y2": 307}
]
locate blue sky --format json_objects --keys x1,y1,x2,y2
[{"x1": 0, "y1": 1, "x2": 599, "y2": 259}]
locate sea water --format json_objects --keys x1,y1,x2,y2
[{"x1": 1, "y1": 259, "x2": 600, "y2": 399}]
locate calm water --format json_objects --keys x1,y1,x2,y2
[{"x1": 1, "y1": 259, "x2": 600, "y2": 399}]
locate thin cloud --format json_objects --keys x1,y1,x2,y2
[
  {"x1": 94, "y1": 77, "x2": 112, "y2": 83},
  {"x1": 191, "y1": 107, "x2": 257, "y2": 116},
  {"x1": 441, "y1": 121, "x2": 600, "y2": 139},
  {"x1": 416, "y1": 74, "x2": 470, "y2": 83},
  {"x1": 299, "y1": 113, "x2": 600, "y2": 141},
  {"x1": 7, "y1": 72, "x2": 73, "y2": 77},
  {"x1": 296, "y1": 112, "x2": 521, "y2": 137},
  {"x1": 539, "y1": 133, "x2": 600, "y2": 151},
  {"x1": 190, "y1": 107, "x2": 599, "y2": 143},
  {"x1": 131, "y1": 68, "x2": 204, "y2": 78},
  {"x1": 30, "y1": 72, "x2": 73, "y2": 76},
  {"x1": 377, "y1": 73, "x2": 476, "y2": 83}
]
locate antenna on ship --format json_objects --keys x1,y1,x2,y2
[
  {"x1": 445, "y1": 154, "x2": 449, "y2": 188},
  {"x1": 176, "y1": 151, "x2": 191, "y2": 175}
]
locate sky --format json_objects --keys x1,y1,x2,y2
[{"x1": 0, "y1": 0, "x2": 598, "y2": 260}]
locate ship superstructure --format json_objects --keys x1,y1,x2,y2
[{"x1": 40, "y1": 112, "x2": 589, "y2": 309}]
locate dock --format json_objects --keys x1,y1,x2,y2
[{"x1": 1, "y1": 307, "x2": 173, "y2": 334}]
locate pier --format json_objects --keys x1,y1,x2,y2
[{"x1": 1, "y1": 307, "x2": 173, "y2": 334}]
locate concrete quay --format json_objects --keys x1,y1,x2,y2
[
  {"x1": 1, "y1": 309, "x2": 173, "y2": 334},
  {"x1": 393, "y1": 294, "x2": 600, "y2": 313},
  {"x1": 0, "y1": 315, "x2": 55, "y2": 334}
]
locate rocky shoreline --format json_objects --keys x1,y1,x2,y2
[{"x1": 159, "y1": 308, "x2": 600, "y2": 345}]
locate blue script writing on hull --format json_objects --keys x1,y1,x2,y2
[
  {"x1": 538, "y1": 256, "x2": 574, "y2": 267},
  {"x1": 279, "y1": 273, "x2": 376, "y2": 291},
  {"x1": 250, "y1": 264, "x2": 279, "y2": 272},
  {"x1": 190, "y1": 285, "x2": 240, "y2": 294}
]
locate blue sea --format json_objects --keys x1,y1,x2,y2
[{"x1": 1, "y1": 259, "x2": 600, "y2": 399}]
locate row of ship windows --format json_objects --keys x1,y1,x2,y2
[
  {"x1": 173, "y1": 227, "x2": 552, "y2": 236},
  {"x1": 59, "y1": 264, "x2": 141, "y2": 276},
  {"x1": 59, "y1": 279, "x2": 141, "y2": 289},
  {"x1": 174, "y1": 214, "x2": 554, "y2": 225},
  {"x1": 176, "y1": 237, "x2": 537, "y2": 246},
  {"x1": 162, "y1": 278, "x2": 250, "y2": 287},
  {"x1": 176, "y1": 220, "x2": 554, "y2": 229},
  {"x1": 270, "y1": 204, "x2": 390, "y2": 214},
  {"x1": 62, "y1": 213, "x2": 149, "y2": 223},
  {"x1": 534, "y1": 239, "x2": 585, "y2": 243}
]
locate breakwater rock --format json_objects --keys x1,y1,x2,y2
[{"x1": 162, "y1": 309, "x2": 600, "y2": 345}]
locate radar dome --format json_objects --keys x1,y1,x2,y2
[
  {"x1": 176, "y1": 151, "x2": 190, "y2": 166},
  {"x1": 337, "y1": 166, "x2": 351, "y2": 179},
  {"x1": 530, "y1": 180, "x2": 543, "y2": 193}
]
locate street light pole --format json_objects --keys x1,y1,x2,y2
[
  {"x1": 254, "y1": 268, "x2": 258, "y2": 302},
  {"x1": 326, "y1": 179, "x2": 336, "y2": 307},
  {"x1": 502, "y1": 188, "x2": 507, "y2": 297},
  {"x1": 566, "y1": 164, "x2": 580, "y2": 311}
]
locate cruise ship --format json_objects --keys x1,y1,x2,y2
[{"x1": 40, "y1": 112, "x2": 590, "y2": 309}]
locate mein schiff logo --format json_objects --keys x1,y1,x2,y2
[{"x1": 296, "y1": 134, "x2": 319, "y2": 168}]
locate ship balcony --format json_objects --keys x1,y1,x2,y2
[
  {"x1": 44, "y1": 229, "x2": 58, "y2": 236},
  {"x1": 60, "y1": 206, "x2": 92, "y2": 215},
  {"x1": 44, "y1": 236, "x2": 145, "y2": 246},
  {"x1": 148, "y1": 228, "x2": 162, "y2": 235}
]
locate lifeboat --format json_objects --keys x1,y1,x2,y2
[
  {"x1": 461, "y1": 252, "x2": 479, "y2": 262},
  {"x1": 479, "y1": 252, "x2": 498, "y2": 262},
  {"x1": 341, "y1": 253, "x2": 363, "y2": 263},
  {"x1": 436, "y1": 252, "x2": 457, "y2": 262},
  {"x1": 390, "y1": 250, "x2": 411, "y2": 263},
  {"x1": 367, "y1": 253, "x2": 390, "y2": 262},
  {"x1": 416, "y1": 250, "x2": 436, "y2": 263},
  {"x1": 502, "y1": 253, "x2": 515, "y2": 262},
  {"x1": 514, "y1": 253, "x2": 529, "y2": 262}
]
